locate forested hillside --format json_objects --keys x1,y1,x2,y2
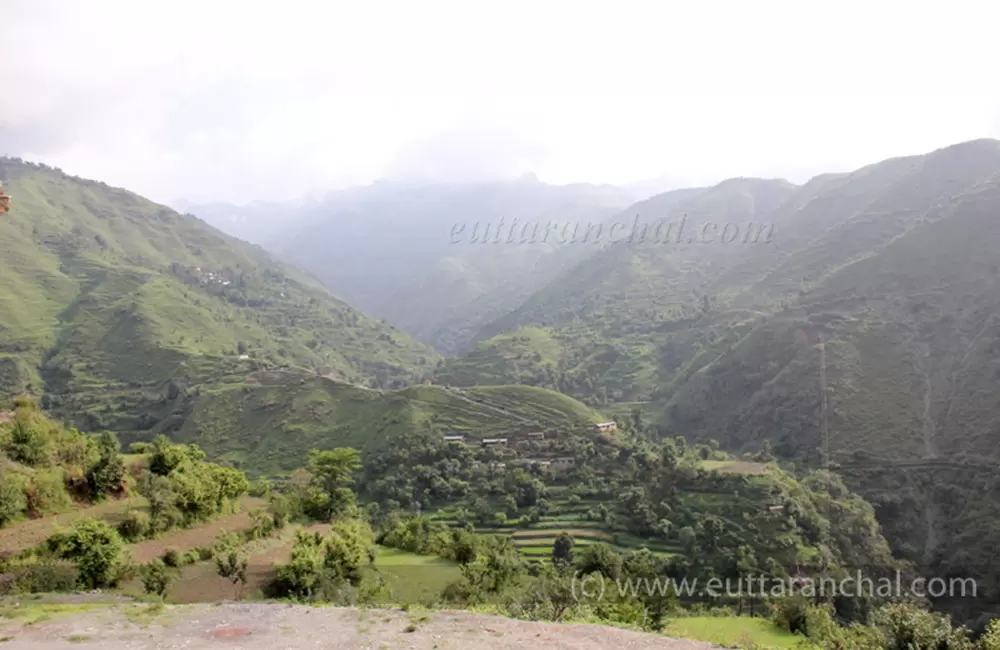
[{"x1": 436, "y1": 139, "x2": 1000, "y2": 616}]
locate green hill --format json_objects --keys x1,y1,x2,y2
[
  {"x1": 0, "y1": 157, "x2": 438, "y2": 433},
  {"x1": 159, "y1": 373, "x2": 604, "y2": 476}
]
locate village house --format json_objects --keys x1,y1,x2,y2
[
  {"x1": 526, "y1": 431, "x2": 545, "y2": 440},
  {"x1": 550, "y1": 457, "x2": 576, "y2": 471},
  {"x1": 481, "y1": 438, "x2": 508, "y2": 447},
  {"x1": 443, "y1": 435, "x2": 466, "y2": 444},
  {"x1": 595, "y1": 421, "x2": 618, "y2": 432}
]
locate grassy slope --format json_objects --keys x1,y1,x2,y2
[
  {"x1": 165, "y1": 373, "x2": 603, "y2": 476},
  {"x1": 0, "y1": 158, "x2": 437, "y2": 430},
  {"x1": 665, "y1": 617, "x2": 812, "y2": 649}
]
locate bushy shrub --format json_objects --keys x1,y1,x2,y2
[
  {"x1": 269, "y1": 520, "x2": 376, "y2": 602},
  {"x1": 249, "y1": 477, "x2": 272, "y2": 498},
  {"x1": 129, "y1": 442, "x2": 155, "y2": 455},
  {"x1": 117, "y1": 510, "x2": 151, "y2": 542},
  {"x1": 47, "y1": 518, "x2": 127, "y2": 589},
  {"x1": 161, "y1": 548, "x2": 181, "y2": 568},
  {"x1": 24, "y1": 469, "x2": 72, "y2": 516},
  {"x1": 14, "y1": 561, "x2": 79, "y2": 593},
  {"x1": 868, "y1": 602, "x2": 973, "y2": 650},
  {"x1": 981, "y1": 619, "x2": 1000, "y2": 650},
  {"x1": 0, "y1": 472, "x2": 28, "y2": 526},
  {"x1": 140, "y1": 559, "x2": 174, "y2": 598},
  {"x1": 773, "y1": 596, "x2": 810, "y2": 635},
  {"x1": 86, "y1": 431, "x2": 126, "y2": 497}
]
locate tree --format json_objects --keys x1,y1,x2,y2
[
  {"x1": 450, "y1": 529, "x2": 479, "y2": 565},
  {"x1": 249, "y1": 508, "x2": 274, "y2": 539},
  {"x1": 6, "y1": 414, "x2": 53, "y2": 467},
  {"x1": 86, "y1": 431, "x2": 125, "y2": 497},
  {"x1": 457, "y1": 536, "x2": 526, "y2": 601},
  {"x1": 273, "y1": 531, "x2": 325, "y2": 600},
  {"x1": 868, "y1": 602, "x2": 973, "y2": 650},
  {"x1": 140, "y1": 559, "x2": 175, "y2": 598},
  {"x1": 552, "y1": 532, "x2": 575, "y2": 567},
  {"x1": 575, "y1": 543, "x2": 623, "y2": 580},
  {"x1": 49, "y1": 519, "x2": 127, "y2": 589},
  {"x1": 269, "y1": 519, "x2": 376, "y2": 602},
  {"x1": 323, "y1": 519, "x2": 376, "y2": 584},
  {"x1": 306, "y1": 448, "x2": 362, "y2": 520},
  {"x1": 214, "y1": 532, "x2": 249, "y2": 600},
  {"x1": 981, "y1": 619, "x2": 1000, "y2": 650}
]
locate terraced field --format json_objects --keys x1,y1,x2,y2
[
  {"x1": 432, "y1": 499, "x2": 682, "y2": 560},
  {"x1": 0, "y1": 496, "x2": 148, "y2": 554},
  {"x1": 127, "y1": 497, "x2": 268, "y2": 563},
  {"x1": 123, "y1": 521, "x2": 331, "y2": 603},
  {"x1": 426, "y1": 458, "x2": 775, "y2": 562}
]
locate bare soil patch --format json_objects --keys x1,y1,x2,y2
[
  {"x1": 127, "y1": 498, "x2": 267, "y2": 563},
  {"x1": 1, "y1": 602, "x2": 722, "y2": 649},
  {"x1": 0, "y1": 497, "x2": 147, "y2": 554}
]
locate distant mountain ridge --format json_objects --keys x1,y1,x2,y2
[{"x1": 181, "y1": 176, "x2": 634, "y2": 352}]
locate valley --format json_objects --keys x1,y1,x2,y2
[{"x1": 4, "y1": 140, "x2": 1000, "y2": 648}]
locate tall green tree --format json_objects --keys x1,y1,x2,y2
[
  {"x1": 306, "y1": 448, "x2": 361, "y2": 520},
  {"x1": 86, "y1": 431, "x2": 126, "y2": 497},
  {"x1": 552, "y1": 532, "x2": 575, "y2": 567}
]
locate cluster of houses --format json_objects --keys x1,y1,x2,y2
[
  {"x1": 189, "y1": 266, "x2": 232, "y2": 287},
  {"x1": 440, "y1": 422, "x2": 622, "y2": 475},
  {"x1": 443, "y1": 421, "x2": 617, "y2": 448},
  {"x1": 467, "y1": 456, "x2": 577, "y2": 474}
]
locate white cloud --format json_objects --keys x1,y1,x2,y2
[{"x1": 1, "y1": 0, "x2": 998, "y2": 203}]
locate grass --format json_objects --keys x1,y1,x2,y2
[
  {"x1": 122, "y1": 538, "x2": 461, "y2": 606},
  {"x1": 665, "y1": 616, "x2": 814, "y2": 649},
  {"x1": 699, "y1": 460, "x2": 770, "y2": 475},
  {"x1": 0, "y1": 601, "x2": 108, "y2": 627},
  {"x1": 372, "y1": 547, "x2": 462, "y2": 604}
]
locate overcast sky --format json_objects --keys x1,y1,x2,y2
[{"x1": 2, "y1": 0, "x2": 999, "y2": 204}]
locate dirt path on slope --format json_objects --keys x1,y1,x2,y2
[{"x1": 1, "y1": 602, "x2": 722, "y2": 650}]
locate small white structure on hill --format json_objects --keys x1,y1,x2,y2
[{"x1": 551, "y1": 457, "x2": 576, "y2": 471}]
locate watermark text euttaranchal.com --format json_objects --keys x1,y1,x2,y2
[
  {"x1": 449, "y1": 214, "x2": 775, "y2": 246},
  {"x1": 570, "y1": 571, "x2": 978, "y2": 602}
]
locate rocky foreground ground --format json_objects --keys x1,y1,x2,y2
[{"x1": 1, "y1": 600, "x2": 722, "y2": 649}]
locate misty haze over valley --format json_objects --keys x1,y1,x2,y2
[{"x1": 3, "y1": 2, "x2": 1000, "y2": 649}]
